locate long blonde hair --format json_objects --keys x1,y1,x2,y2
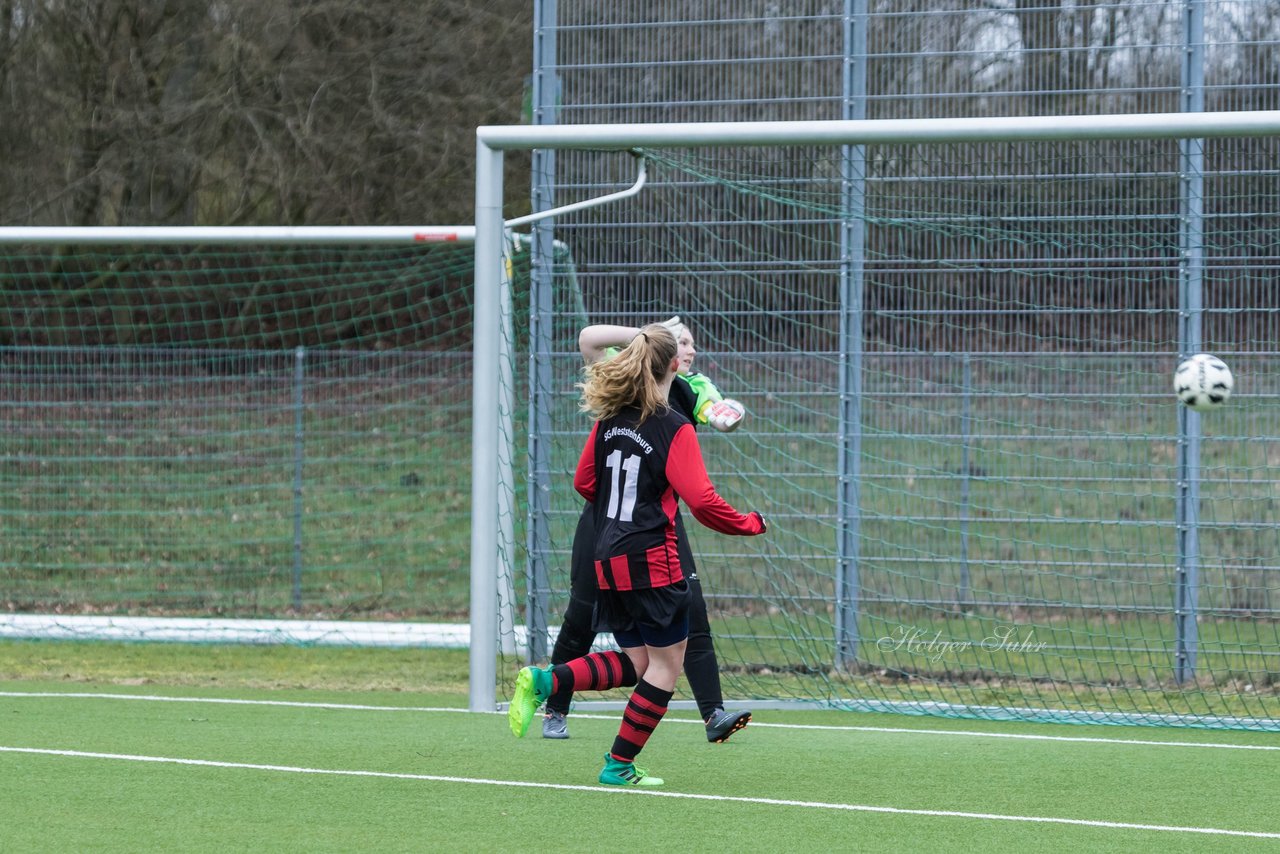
[{"x1": 578, "y1": 323, "x2": 677, "y2": 423}]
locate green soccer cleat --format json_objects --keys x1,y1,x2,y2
[
  {"x1": 598, "y1": 754, "x2": 664, "y2": 787},
  {"x1": 508, "y1": 665, "x2": 553, "y2": 738}
]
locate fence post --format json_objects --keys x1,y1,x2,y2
[
  {"x1": 960, "y1": 353, "x2": 973, "y2": 607},
  {"x1": 835, "y1": 0, "x2": 868, "y2": 670},
  {"x1": 1174, "y1": 0, "x2": 1206, "y2": 684},
  {"x1": 524, "y1": 0, "x2": 560, "y2": 662},
  {"x1": 292, "y1": 346, "x2": 305, "y2": 611}
]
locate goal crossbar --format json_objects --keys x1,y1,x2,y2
[
  {"x1": 477, "y1": 109, "x2": 1280, "y2": 151},
  {"x1": 0, "y1": 226, "x2": 476, "y2": 245},
  {"x1": 469, "y1": 109, "x2": 1280, "y2": 714}
]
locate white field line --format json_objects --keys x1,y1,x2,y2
[
  {"x1": 0, "y1": 691, "x2": 473, "y2": 713},
  {"x1": 2, "y1": 691, "x2": 1277, "y2": 752},
  {"x1": 2, "y1": 745, "x2": 1277, "y2": 840}
]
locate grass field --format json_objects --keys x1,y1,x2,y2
[{"x1": 2, "y1": 640, "x2": 1278, "y2": 853}]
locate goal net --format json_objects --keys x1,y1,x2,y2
[
  {"x1": 480, "y1": 113, "x2": 1280, "y2": 729},
  {"x1": 0, "y1": 228, "x2": 506, "y2": 646}
]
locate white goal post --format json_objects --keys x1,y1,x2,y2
[{"x1": 469, "y1": 109, "x2": 1280, "y2": 713}]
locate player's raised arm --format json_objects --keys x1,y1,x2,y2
[
  {"x1": 578, "y1": 324, "x2": 638, "y2": 364},
  {"x1": 579, "y1": 316, "x2": 684, "y2": 365}
]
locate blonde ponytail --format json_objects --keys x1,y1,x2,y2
[{"x1": 579, "y1": 323, "x2": 677, "y2": 423}]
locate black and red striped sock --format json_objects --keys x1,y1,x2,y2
[
  {"x1": 609, "y1": 678, "x2": 673, "y2": 763},
  {"x1": 550, "y1": 650, "x2": 637, "y2": 697}
]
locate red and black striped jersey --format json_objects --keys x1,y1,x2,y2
[{"x1": 574, "y1": 404, "x2": 765, "y2": 591}]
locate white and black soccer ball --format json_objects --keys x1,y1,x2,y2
[{"x1": 1174, "y1": 353, "x2": 1234, "y2": 412}]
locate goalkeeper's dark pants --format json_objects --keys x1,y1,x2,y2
[{"x1": 546, "y1": 504, "x2": 724, "y2": 721}]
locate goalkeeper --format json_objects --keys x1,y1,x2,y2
[{"x1": 541, "y1": 315, "x2": 751, "y2": 743}]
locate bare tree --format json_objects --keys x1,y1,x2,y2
[{"x1": 0, "y1": 0, "x2": 534, "y2": 226}]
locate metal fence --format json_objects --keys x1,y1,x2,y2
[{"x1": 516, "y1": 1, "x2": 1280, "y2": 716}]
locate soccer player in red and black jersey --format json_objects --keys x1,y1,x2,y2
[
  {"x1": 507, "y1": 323, "x2": 766, "y2": 787},
  {"x1": 542, "y1": 316, "x2": 752, "y2": 743}
]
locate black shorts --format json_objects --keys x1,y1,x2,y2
[{"x1": 593, "y1": 581, "x2": 691, "y2": 648}]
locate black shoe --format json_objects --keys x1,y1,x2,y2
[{"x1": 704, "y1": 708, "x2": 751, "y2": 743}]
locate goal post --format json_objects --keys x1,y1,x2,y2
[{"x1": 474, "y1": 110, "x2": 1280, "y2": 727}]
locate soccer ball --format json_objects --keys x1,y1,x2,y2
[{"x1": 1174, "y1": 353, "x2": 1234, "y2": 412}]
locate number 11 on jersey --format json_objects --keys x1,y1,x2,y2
[{"x1": 604, "y1": 450, "x2": 640, "y2": 521}]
